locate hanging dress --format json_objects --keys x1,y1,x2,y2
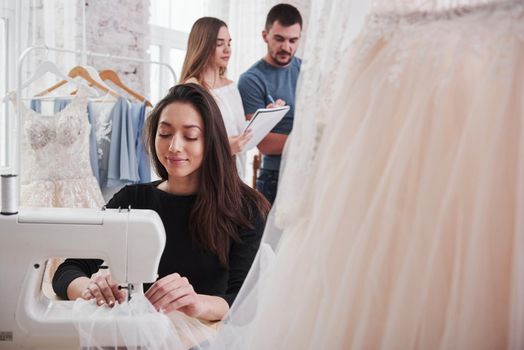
[
  {"x1": 18, "y1": 87, "x2": 104, "y2": 208},
  {"x1": 210, "y1": 1, "x2": 524, "y2": 349}
]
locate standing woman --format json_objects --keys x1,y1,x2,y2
[
  {"x1": 180, "y1": 17, "x2": 252, "y2": 180},
  {"x1": 52, "y1": 84, "x2": 270, "y2": 322}
]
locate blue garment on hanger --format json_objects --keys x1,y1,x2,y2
[
  {"x1": 30, "y1": 100, "x2": 42, "y2": 113},
  {"x1": 53, "y1": 98, "x2": 70, "y2": 113},
  {"x1": 107, "y1": 97, "x2": 139, "y2": 188},
  {"x1": 129, "y1": 102, "x2": 150, "y2": 183}
]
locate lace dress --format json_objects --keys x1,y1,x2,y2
[{"x1": 18, "y1": 88, "x2": 104, "y2": 208}]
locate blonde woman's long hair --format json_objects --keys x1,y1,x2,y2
[{"x1": 180, "y1": 17, "x2": 228, "y2": 88}]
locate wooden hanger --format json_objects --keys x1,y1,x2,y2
[
  {"x1": 36, "y1": 66, "x2": 119, "y2": 98},
  {"x1": 99, "y1": 69, "x2": 152, "y2": 107}
]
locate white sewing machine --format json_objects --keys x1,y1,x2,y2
[{"x1": 0, "y1": 206, "x2": 166, "y2": 349}]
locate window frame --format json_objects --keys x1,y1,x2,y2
[{"x1": 149, "y1": 24, "x2": 188, "y2": 102}]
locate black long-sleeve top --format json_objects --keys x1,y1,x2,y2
[{"x1": 52, "y1": 181, "x2": 265, "y2": 306}]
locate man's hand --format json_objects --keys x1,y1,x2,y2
[{"x1": 266, "y1": 98, "x2": 286, "y2": 108}]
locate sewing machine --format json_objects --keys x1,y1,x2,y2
[{"x1": 0, "y1": 206, "x2": 166, "y2": 349}]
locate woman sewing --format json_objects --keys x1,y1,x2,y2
[{"x1": 52, "y1": 83, "x2": 270, "y2": 322}]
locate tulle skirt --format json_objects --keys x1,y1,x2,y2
[
  {"x1": 72, "y1": 295, "x2": 217, "y2": 349},
  {"x1": 221, "y1": 3, "x2": 524, "y2": 349}
]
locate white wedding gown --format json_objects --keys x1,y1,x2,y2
[
  {"x1": 18, "y1": 88, "x2": 104, "y2": 208},
  {"x1": 212, "y1": 1, "x2": 524, "y2": 349}
]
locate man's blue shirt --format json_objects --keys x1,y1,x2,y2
[{"x1": 238, "y1": 57, "x2": 301, "y2": 171}]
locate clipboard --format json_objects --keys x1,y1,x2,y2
[{"x1": 243, "y1": 105, "x2": 290, "y2": 150}]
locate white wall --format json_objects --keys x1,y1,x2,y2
[{"x1": 82, "y1": 0, "x2": 150, "y2": 94}]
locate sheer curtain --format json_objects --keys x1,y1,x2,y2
[
  {"x1": 19, "y1": 0, "x2": 77, "y2": 96},
  {"x1": 0, "y1": 0, "x2": 73, "y2": 175}
]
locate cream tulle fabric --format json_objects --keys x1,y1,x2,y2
[
  {"x1": 210, "y1": 1, "x2": 524, "y2": 349},
  {"x1": 18, "y1": 88, "x2": 104, "y2": 208},
  {"x1": 72, "y1": 295, "x2": 217, "y2": 349}
]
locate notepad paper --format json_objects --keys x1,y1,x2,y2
[{"x1": 243, "y1": 105, "x2": 290, "y2": 150}]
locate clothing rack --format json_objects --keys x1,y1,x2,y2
[{"x1": 0, "y1": 44, "x2": 176, "y2": 214}]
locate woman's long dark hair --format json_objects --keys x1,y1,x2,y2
[{"x1": 145, "y1": 83, "x2": 270, "y2": 267}]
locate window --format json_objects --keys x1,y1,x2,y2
[
  {"x1": 169, "y1": 48, "x2": 185, "y2": 82},
  {"x1": 148, "y1": 0, "x2": 207, "y2": 103},
  {"x1": 148, "y1": 45, "x2": 161, "y2": 104},
  {"x1": 150, "y1": 0, "x2": 205, "y2": 32}
]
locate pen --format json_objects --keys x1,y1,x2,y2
[{"x1": 267, "y1": 94, "x2": 275, "y2": 105}]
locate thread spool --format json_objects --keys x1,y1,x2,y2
[{"x1": 1, "y1": 174, "x2": 18, "y2": 215}]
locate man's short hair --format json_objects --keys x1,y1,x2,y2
[{"x1": 265, "y1": 3, "x2": 302, "y2": 31}]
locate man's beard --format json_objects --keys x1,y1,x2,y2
[{"x1": 272, "y1": 50, "x2": 293, "y2": 66}]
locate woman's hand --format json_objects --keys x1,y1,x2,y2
[
  {"x1": 145, "y1": 273, "x2": 204, "y2": 317},
  {"x1": 68, "y1": 274, "x2": 126, "y2": 307},
  {"x1": 229, "y1": 129, "x2": 253, "y2": 155},
  {"x1": 145, "y1": 273, "x2": 230, "y2": 321}
]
